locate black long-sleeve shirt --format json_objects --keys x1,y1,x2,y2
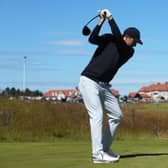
[{"x1": 81, "y1": 18, "x2": 134, "y2": 83}]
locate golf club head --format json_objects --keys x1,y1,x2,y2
[{"x1": 82, "y1": 25, "x2": 91, "y2": 36}]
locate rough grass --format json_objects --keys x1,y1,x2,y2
[
  {"x1": 0, "y1": 97, "x2": 168, "y2": 141},
  {"x1": 0, "y1": 139, "x2": 168, "y2": 168},
  {"x1": 120, "y1": 103, "x2": 168, "y2": 139}
]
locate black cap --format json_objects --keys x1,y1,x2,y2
[{"x1": 123, "y1": 27, "x2": 143, "y2": 45}]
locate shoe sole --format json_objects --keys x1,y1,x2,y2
[{"x1": 93, "y1": 159, "x2": 119, "y2": 164}]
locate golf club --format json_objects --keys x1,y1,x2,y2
[{"x1": 82, "y1": 11, "x2": 106, "y2": 36}]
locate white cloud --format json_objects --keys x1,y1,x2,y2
[
  {"x1": 120, "y1": 70, "x2": 168, "y2": 75},
  {"x1": 47, "y1": 31, "x2": 73, "y2": 35},
  {"x1": 46, "y1": 40, "x2": 84, "y2": 46},
  {"x1": 0, "y1": 49, "x2": 91, "y2": 57},
  {"x1": 138, "y1": 49, "x2": 168, "y2": 56},
  {"x1": 0, "y1": 50, "x2": 50, "y2": 56},
  {"x1": 0, "y1": 58, "x2": 20, "y2": 65},
  {"x1": 50, "y1": 49, "x2": 91, "y2": 56},
  {"x1": 29, "y1": 63, "x2": 64, "y2": 72},
  {"x1": 112, "y1": 78, "x2": 154, "y2": 84},
  {"x1": 113, "y1": 77, "x2": 167, "y2": 87}
]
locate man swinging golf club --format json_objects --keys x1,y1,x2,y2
[{"x1": 79, "y1": 9, "x2": 143, "y2": 163}]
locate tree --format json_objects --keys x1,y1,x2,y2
[
  {"x1": 0, "y1": 87, "x2": 43, "y2": 97},
  {"x1": 10, "y1": 87, "x2": 16, "y2": 96},
  {"x1": 25, "y1": 88, "x2": 31, "y2": 96}
]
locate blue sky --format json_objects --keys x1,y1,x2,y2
[{"x1": 0, "y1": 0, "x2": 168, "y2": 95}]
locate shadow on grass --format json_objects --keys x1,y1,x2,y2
[{"x1": 121, "y1": 153, "x2": 168, "y2": 158}]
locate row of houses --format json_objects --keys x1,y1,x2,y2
[
  {"x1": 128, "y1": 82, "x2": 168, "y2": 102},
  {"x1": 44, "y1": 88, "x2": 81, "y2": 102},
  {"x1": 44, "y1": 87, "x2": 120, "y2": 102},
  {"x1": 43, "y1": 82, "x2": 168, "y2": 103}
]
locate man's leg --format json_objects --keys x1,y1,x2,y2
[
  {"x1": 79, "y1": 76, "x2": 104, "y2": 155},
  {"x1": 102, "y1": 88, "x2": 123, "y2": 152}
]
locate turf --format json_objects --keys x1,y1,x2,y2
[{"x1": 0, "y1": 139, "x2": 168, "y2": 168}]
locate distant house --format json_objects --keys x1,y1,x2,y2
[
  {"x1": 44, "y1": 89, "x2": 81, "y2": 102},
  {"x1": 128, "y1": 92, "x2": 137, "y2": 99},
  {"x1": 128, "y1": 92, "x2": 151, "y2": 101},
  {"x1": 44, "y1": 88, "x2": 120, "y2": 102},
  {"x1": 139, "y1": 82, "x2": 168, "y2": 101},
  {"x1": 128, "y1": 82, "x2": 168, "y2": 102},
  {"x1": 111, "y1": 89, "x2": 120, "y2": 98}
]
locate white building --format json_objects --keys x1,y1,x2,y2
[{"x1": 139, "y1": 82, "x2": 168, "y2": 101}]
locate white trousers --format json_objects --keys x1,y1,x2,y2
[{"x1": 78, "y1": 76, "x2": 123, "y2": 156}]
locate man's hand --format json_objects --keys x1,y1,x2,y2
[
  {"x1": 99, "y1": 9, "x2": 112, "y2": 20},
  {"x1": 98, "y1": 10, "x2": 106, "y2": 26}
]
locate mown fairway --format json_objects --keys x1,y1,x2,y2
[{"x1": 0, "y1": 139, "x2": 168, "y2": 168}]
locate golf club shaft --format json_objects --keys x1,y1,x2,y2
[
  {"x1": 85, "y1": 11, "x2": 106, "y2": 26},
  {"x1": 85, "y1": 15, "x2": 99, "y2": 26}
]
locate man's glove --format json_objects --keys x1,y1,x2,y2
[{"x1": 99, "y1": 9, "x2": 112, "y2": 18}]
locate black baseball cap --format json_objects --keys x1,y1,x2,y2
[{"x1": 123, "y1": 27, "x2": 143, "y2": 45}]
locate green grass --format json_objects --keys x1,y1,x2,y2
[
  {"x1": 0, "y1": 139, "x2": 168, "y2": 168},
  {"x1": 122, "y1": 102, "x2": 168, "y2": 113},
  {"x1": 0, "y1": 98, "x2": 168, "y2": 141}
]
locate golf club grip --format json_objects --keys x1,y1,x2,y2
[{"x1": 103, "y1": 11, "x2": 107, "y2": 17}]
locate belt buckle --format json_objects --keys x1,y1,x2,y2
[
  {"x1": 99, "y1": 81, "x2": 107, "y2": 85},
  {"x1": 98, "y1": 81, "x2": 111, "y2": 87}
]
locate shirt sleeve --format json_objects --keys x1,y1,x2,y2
[
  {"x1": 88, "y1": 18, "x2": 123, "y2": 45},
  {"x1": 88, "y1": 25, "x2": 105, "y2": 45},
  {"x1": 108, "y1": 18, "x2": 122, "y2": 42}
]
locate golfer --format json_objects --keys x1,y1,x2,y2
[{"x1": 78, "y1": 9, "x2": 143, "y2": 163}]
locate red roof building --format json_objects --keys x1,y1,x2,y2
[
  {"x1": 128, "y1": 92, "x2": 137, "y2": 98},
  {"x1": 139, "y1": 82, "x2": 168, "y2": 101},
  {"x1": 139, "y1": 82, "x2": 168, "y2": 92},
  {"x1": 44, "y1": 88, "x2": 120, "y2": 101},
  {"x1": 128, "y1": 92, "x2": 151, "y2": 99},
  {"x1": 44, "y1": 89, "x2": 78, "y2": 98},
  {"x1": 111, "y1": 89, "x2": 120, "y2": 97}
]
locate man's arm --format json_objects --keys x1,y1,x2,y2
[
  {"x1": 88, "y1": 12, "x2": 106, "y2": 45},
  {"x1": 108, "y1": 16, "x2": 123, "y2": 42}
]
